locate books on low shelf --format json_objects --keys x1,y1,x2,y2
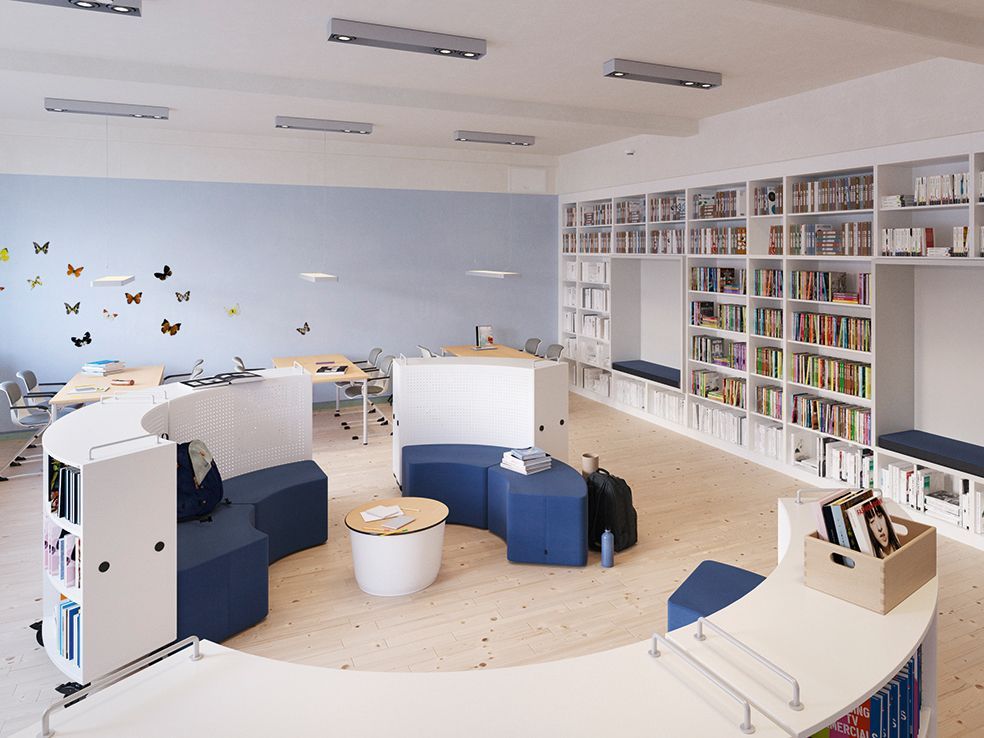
[
  {"x1": 49, "y1": 458, "x2": 82, "y2": 525},
  {"x1": 58, "y1": 597, "x2": 82, "y2": 667},
  {"x1": 81, "y1": 359, "x2": 125, "y2": 376},
  {"x1": 44, "y1": 518, "x2": 81, "y2": 589},
  {"x1": 825, "y1": 648, "x2": 922, "y2": 738},
  {"x1": 501, "y1": 447, "x2": 552, "y2": 475}
]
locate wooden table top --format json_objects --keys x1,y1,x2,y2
[
  {"x1": 345, "y1": 497, "x2": 449, "y2": 536},
  {"x1": 442, "y1": 345, "x2": 537, "y2": 360},
  {"x1": 49, "y1": 364, "x2": 165, "y2": 406},
  {"x1": 272, "y1": 354, "x2": 370, "y2": 384}
]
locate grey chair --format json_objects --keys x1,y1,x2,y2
[
  {"x1": 524, "y1": 338, "x2": 542, "y2": 355},
  {"x1": 164, "y1": 359, "x2": 204, "y2": 384},
  {"x1": 335, "y1": 348, "x2": 384, "y2": 418},
  {"x1": 1, "y1": 381, "x2": 51, "y2": 482},
  {"x1": 417, "y1": 345, "x2": 438, "y2": 358},
  {"x1": 16, "y1": 369, "x2": 66, "y2": 404},
  {"x1": 543, "y1": 343, "x2": 565, "y2": 361},
  {"x1": 340, "y1": 355, "x2": 395, "y2": 437},
  {"x1": 233, "y1": 356, "x2": 265, "y2": 372}
]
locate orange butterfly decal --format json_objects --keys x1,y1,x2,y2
[
  {"x1": 161, "y1": 319, "x2": 181, "y2": 336},
  {"x1": 67, "y1": 263, "x2": 84, "y2": 278},
  {"x1": 125, "y1": 292, "x2": 142, "y2": 305}
]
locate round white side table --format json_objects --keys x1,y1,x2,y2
[{"x1": 345, "y1": 497, "x2": 449, "y2": 596}]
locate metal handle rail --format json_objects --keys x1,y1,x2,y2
[
  {"x1": 695, "y1": 617, "x2": 803, "y2": 711},
  {"x1": 795, "y1": 487, "x2": 882, "y2": 504},
  {"x1": 88, "y1": 433, "x2": 166, "y2": 460},
  {"x1": 292, "y1": 361, "x2": 312, "y2": 375},
  {"x1": 38, "y1": 636, "x2": 203, "y2": 738},
  {"x1": 650, "y1": 633, "x2": 756, "y2": 734},
  {"x1": 99, "y1": 391, "x2": 165, "y2": 405}
]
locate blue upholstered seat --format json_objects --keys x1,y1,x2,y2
[
  {"x1": 176, "y1": 504, "x2": 269, "y2": 643},
  {"x1": 611, "y1": 360, "x2": 680, "y2": 389},
  {"x1": 667, "y1": 560, "x2": 765, "y2": 632},
  {"x1": 223, "y1": 460, "x2": 328, "y2": 563},
  {"x1": 487, "y1": 463, "x2": 587, "y2": 566},
  {"x1": 878, "y1": 430, "x2": 984, "y2": 479},
  {"x1": 402, "y1": 444, "x2": 509, "y2": 528}
]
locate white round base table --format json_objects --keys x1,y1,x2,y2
[{"x1": 345, "y1": 497, "x2": 449, "y2": 597}]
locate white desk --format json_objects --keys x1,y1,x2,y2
[{"x1": 16, "y1": 497, "x2": 937, "y2": 738}]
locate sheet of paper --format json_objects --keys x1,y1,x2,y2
[{"x1": 361, "y1": 504, "x2": 403, "y2": 522}]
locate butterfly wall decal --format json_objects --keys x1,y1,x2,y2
[
  {"x1": 64, "y1": 302, "x2": 80, "y2": 315},
  {"x1": 161, "y1": 319, "x2": 181, "y2": 336},
  {"x1": 175, "y1": 290, "x2": 190, "y2": 302},
  {"x1": 226, "y1": 303, "x2": 240, "y2": 317},
  {"x1": 0, "y1": 247, "x2": 9, "y2": 261},
  {"x1": 296, "y1": 322, "x2": 311, "y2": 335},
  {"x1": 33, "y1": 241, "x2": 49, "y2": 255},
  {"x1": 102, "y1": 308, "x2": 118, "y2": 320},
  {"x1": 125, "y1": 292, "x2": 142, "y2": 305},
  {"x1": 66, "y1": 263, "x2": 84, "y2": 278},
  {"x1": 27, "y1": 275, "x2": 42, "y2": 289},
  {"x1": 71, "y1": 332, "x2": 92, "y2": 347},
  {"x1": 154, "y1": 265, "x2": 173, "y2": 281}
]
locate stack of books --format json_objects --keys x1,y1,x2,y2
[
  {"x1": 810, "y1": 489, "x2": 900, "y2": 559},
  {"x1": 82, "y1": 359, "x2": 125, "y2": 376},
  {"x1": 501, "y1": 447, "x2": 551, "y2": 475}
]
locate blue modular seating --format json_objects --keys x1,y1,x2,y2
[
  {"x1": 224, "y1": 460, "x2": 329, "y2": 563},
  {"x1": 611, "y1": 360, "x2": 680, "y2": 389},
  {"x1": 402, "y1": 443, "x2": 588, "y2": 566},
  {"x1": 176, "y1": 461, "x2": 328, "y2": 642},
  {"x1": 667, "y1": 560, "x2": 766, "y2": 632},
  {"x1": 878, "y1": 430, "x2": 984, "y2": 479}
]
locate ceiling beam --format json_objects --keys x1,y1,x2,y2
[{"x1": 0, "y1": 49, "x2": 698, "y2": 137}]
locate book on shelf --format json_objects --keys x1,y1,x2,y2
[
  {"x1": 752, "y1": 307, "x2": 782, "y2": 339},
  {"x1": 790, "y1": 173, "x2": 873, "y2": 213},
  {"x1": 826, "y1": 649, "x2": 920, "y2": 738},
  {"x1": 792, "y1": 312, "x2": 871, "y2": 352},
  {"x1": 752, "y1": 421, "x2": 783, "y2": 460},
  {"x1": 792, "y1": 353, "x2": 871, "y2": 399},
  {"x1": 791, "y1": 395, "x2": 871, "y2": 446},
  {"x1": 690, "y1": 226, "x2": 747, "y2": 255},
  {"x1": 690, "y1": 401, "x2": 746, "y2": 445},
  {"x1": 788, "y1": 222, "x2": 872, "y2": 256},
  {"x1": 650, "y1": 194, "x2": 686, "y2": 222},
  {"x1": 752, "y1": 269, "x2": 783, "y2": 298},
  {"x1": 692, "y1": 189, "x2": 745, "y2": 219},
  {"x1": 580, "y1": 261, "x2": 609, "y2": 284},
  {"x1": 752, "y1": 185, "x2": 782, "y2": 216},
  {"x1": 913, "y1": 172, "x2": 970, "y2": 206},
  {"x1": 615, "y1": 199, "x2": 644, "y2": 224},
  {"x1": 690, "y1": 266, "x2": 746, "y2": 294},
  {"x1": 790, "y1": 271, "x2": 870, "y2": 305},
  {"x1": 811, "y1": 491, "x2": 898, "y2": 558},
  {"x1": 581, "y1": 202, "x2": 612, "y2": 227},
  {"x1": 755, "y1": 384, "x2": 783, "y2": 420}
]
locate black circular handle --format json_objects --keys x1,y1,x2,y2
[
  {"x1": 538, "y1": 425, "x2": 544, "y2": 432},
  {"x1": 154, "y1": 541, "x2": 165, "y2": 552},
  {"x1": 98, "y1": 561, "x2": 110, "y2": 573}
]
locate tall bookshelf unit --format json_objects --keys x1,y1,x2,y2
[{"x1": 560, "y1": 142, "x2": 984, "y2": 552}]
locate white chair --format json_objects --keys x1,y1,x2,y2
[
  {"x1": 233, "y1": 356, "x2": 265, "y2": 372},
  {"x1": 164, "y1": 359, "x2": 204, "y2": 384},
  {"x1": 335, "y1": 348, "x2": 384, "y2": 418},
  {"x1": 339, "y1": 355, "x2": 395, "y2": 438},
  {"x1": 1, "y1": 381, "x2": 51, "y2": 482},
  {"x1": 417, "y1": 345, "x2": 438, "y2": 358},
  {"x1": 524, "y1": 338, "x2": 542, "y2": 355}
]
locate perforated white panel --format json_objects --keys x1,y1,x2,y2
[{"x1": 166, "y1": 373, "x2": 312, "y2": 479}]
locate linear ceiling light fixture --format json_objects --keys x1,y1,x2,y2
[
  {"x1": 603, "y1": 59, "x2": 721, "y2": 89},
  {"x1": 299, "y1": 272, "x2": 338, "y2": 283},
  {"x1": 327, "y1": 18, "x2": 486, "y2": 59},
  {"x1": 12, "y1": 0, "x2": 141, "y2": 16},
  {"x1": 454, "y1": 130, "x2": 534, "y2": 147},
  {"x1": 275, "y1": 116, "x2": 372, "y2": 135},
  {"x1": 91, "y1": 275, "x2": 134, "y2": 287},
  {"x1": 44, "y1": 97, "x2": 168, "y2": 119},
  {"x1": 466, "y1": 270, "x2": 520, "y2": 279}
]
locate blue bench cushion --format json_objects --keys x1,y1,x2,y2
[
  {"x1": 612, "y1": 360, "x2": 680, "y2": 389},
  {"x1": 402, "y1": 444, "x2": 509, "y2": 528},
  {"x1": 487, "y1": 463, "x2": 587, "y2": 567},
  {"x1": 176, "y1": 504, "x2": 269, "y2": 643},
  {"x1": 224, "y1": 460, "x2": 328, "y2": 563},
  {"x1": 667, "y1": 560, "x2": 765, "y2": 632},
  {"x1": 879, "y1": 430, "x2": 984, "y2": 479}
]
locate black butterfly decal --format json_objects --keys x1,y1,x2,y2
[
  {"x1": 64, "y1": 302, "x2": 80, "y2": 315},
  {"x1": 154, "y1": 265, "x2": 173, "y2": 281},
  {"x1": 71, "y1": 331, "x2": 92, "y2": 347},
  {"x1": 296, "y1": 322, "x2": 310, "y2": 335},
  {"x1": 175, "y1": 290, "x2": 190, "y2": 302},
  {"x1": 34, "y1": 241, "x2": 49, "y2": 255},
  {"x1": 161, "y1": 318, "x2": 181, "y2": 336},
  {"x1": 125, "y1": 292, "x2": 142, "y2": 304}
]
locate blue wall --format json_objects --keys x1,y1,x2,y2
[{"x1": 0, "y1": 175, "x2": 557, "y2": 427}]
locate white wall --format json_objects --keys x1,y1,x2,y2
[{"x1": 558, "y1": 58, "x2": 984, "y2": 195}]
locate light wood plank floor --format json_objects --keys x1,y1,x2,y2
[{"x1": 1, "y1": 394, "x2": 982, "y2": 736}]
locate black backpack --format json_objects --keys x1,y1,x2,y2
[
  {"x1": 176, "y1": 440, "x2": 225, "y2": 522},
  {"x1": 587, "y1": 468, "x2": 638, "y2": 552}
]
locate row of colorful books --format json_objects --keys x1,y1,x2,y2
[
  {"x1": 754, "y1": 346, "x2": 782, "y2": 379},
  {"x1": 49, "y1": 459, "x2": 82, "y2": 525},
  {"x1": 691, "y1": 301, "x2": 746, "y2": 332},
  {"x1": 789, "y1": 271, "x2": 871, "y2": 305},
  {"x1": 58, "y1": 597, "x2": 82, "y2": 667},
  {"x1": 811, "y1": 489, "x2": 900, "y2": 558},
  {"x1": 791, "y1": 394, "x2": 871, "y2": 446},
  {"x1": 790, "y1": 174, "x2": 874, "y2": 213},
  {"x1": 753, "y1": 269, "x2": 783, "y2": 298},
  {"x1": 791, "y1": 353, "x2": 872, "y2": 399},
  {"x1": 651, "y1": 228, "x2": 685, "y2": 254},
  {"x1": 792, "y1": 312, "x2": 871, "y2": 352},
  {"x1": 788, "y1": 222, "x2": 873, "y2": 257},
  {"x1": 44, "y1": 519, "x2": 81, "y2": 590},
  {"x1": 752, "y1": 307, "x2": 782, "y2": 339},
  {"x1": 651, "y1": 194, "x2": 686, "y2": 222},
  {"x1": 690, "y1": 226, "x2": 747, "y2": 255},
  {"x1": 752, "y1": 185, "x2": 783, "y2": 216},
  {"x1": 767, "y1": 224, "x2": 783, "y2": 254},
  {"x1": 691, "y1": 370, "x2": 745, "y2": 409},
  {"x1": 691, "y1": 335, "x2": 746, "y2": 370},
  {"x1": 690, "y1": 266, "x2": 746, "y2": 294},
  {"x1": 755, "y1": 384, "x2": 782, "y2": 420},
  {"x1": 693, "y1": 189, "x2": 745, "y2": 219}
]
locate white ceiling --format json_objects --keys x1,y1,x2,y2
[{"x1": 1, "y1": 0, "x2": 983, "y2": 155}]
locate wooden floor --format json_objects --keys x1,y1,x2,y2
[{"x1": 1, "y1": 394, "x2": 983, "y2": 736}]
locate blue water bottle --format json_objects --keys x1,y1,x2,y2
[{"x1": 601, "y1": 529, "x2": 614, "y2": 568}]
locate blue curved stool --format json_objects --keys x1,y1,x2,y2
[{"x1": 667, "y1": 560, "x2": 765, "y2": 632}]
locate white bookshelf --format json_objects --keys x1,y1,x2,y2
[{"x1": 560, "y1": 146, "x2": 984, "y2": 551}]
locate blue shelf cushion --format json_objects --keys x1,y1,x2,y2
[
  {"x1": 176, "y1": 504, "x2": 269, "y2": 643},
  {"x1": 612, "y1": 360, "x2": 680, "y2": 389},
  {"x1": 878, "y1": 430, "x2": 984, "y2": 479},
  {"x1": 224, "y1": 460, "x2": 328, "y2": 564},
  {"x1": 487, "y1": 462, "x2": 588, "y2": 567},
  {"x1": 667, "y1": 560, "x2": 765, "y2": 632},
  {"x1": 402, "y1": 444, "x2": 510, "y2": 528}
]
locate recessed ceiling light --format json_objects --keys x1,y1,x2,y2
[
  {"x1": 453, "y1": 130, "x2": 535, "y2": 147},
  {"x1": 327, "y1": 18, "x2": 485, "y2": 59},
  {"x1": 111, "y1": 5, "x2": 134, "y2": 12},
  {"x1": 603, "y1": 58, "x2": 721, "y2": 89},
  {"x1": 274, "y1": 115, "x2": 373, "y2": 135},
  {"x1": 43, "y1": 97, "x2": 168, "y2": 119},
  {"x1": 73, "y1": 1, "x2": 98, "y2": 7},
  {"x1": 13, "y1": 0, "x2": 141, "y2": 15}
]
